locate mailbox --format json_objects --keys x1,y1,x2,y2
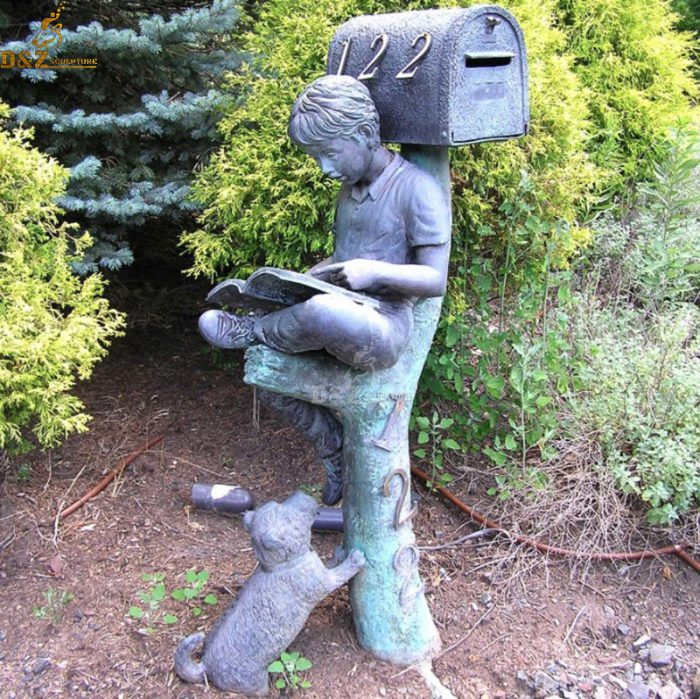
[{"x1": 326, "y1": 5, "x2": 529, "y2": 146}]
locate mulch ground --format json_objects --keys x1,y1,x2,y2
[{"x1": 1, "y1": 315, "x2": 698, "y2": 698}]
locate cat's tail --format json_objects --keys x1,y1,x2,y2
[{"x1": 174, "y1": 632, "x2": 206, "y2": 684}]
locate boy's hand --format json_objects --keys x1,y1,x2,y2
[{"x1": 311, "y1": 260, "x2": 382, "y2": 291}]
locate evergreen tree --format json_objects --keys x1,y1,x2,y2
[{"x1": 0, "y1": 1, "x2": 246, "y2": 273}]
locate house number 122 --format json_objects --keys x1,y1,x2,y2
[{"x1": 336, "y1": 32, "x2": 433, "y2": 80}]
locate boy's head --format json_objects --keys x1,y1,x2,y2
[
  {"x1": 289, "y1": 75, "x2": 380, "y2": 148},
  {"x1": 289, "y1": 75, "x2": 382, "y2": 184}
]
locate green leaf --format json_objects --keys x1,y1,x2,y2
[
  {"x1": 484, "y1": 375, "x2": 505, "y2": 398},
  {"x1": 197, "y1": 570, "x2": 209, "y2": 583},
  {"x1": 203, "y1": 594, "x2": 218, "y2": 605},
  {"x1": 301, "y1": 680, "x2": 312, "y2": 688},
  {"x1": 163, "y1": 614, "x2": 178, "y2": 625},
  {"x1": 483, "y1": 447, "x2": 507, "y2": 467},
  {"x1": 183, "y1": 588, "x2": 197, "y2": 600},
  {"x1": 442, "y1": 438, "x2": 460, "y2": 450},
  {"x1": 413, "y1": 448, "x2": 426, "y2": 458},
  {"x1": 275, "y1": 679, "x2": 286, "y2": 689},
  {"x1": 185, "y1": 569, "x2": 198, "y2": 584},
  {"x1": 150, "y1": 583, "x2": 165, "y2": 602},
  {"x1": 171, "y1": 589, "x2": 186, "y2": 602},
  {"x1": 417, "y1": 431, "x2": 430, "y2": 444},
  {"x1": 445, "y1": 325, "x2": 461, "y2": 348},
  {"x1": 192, "y1": 607, "x2": 202, "y2": 617},
  {"x1": 439, "y1": 417, "x2": 454, "y2": 429},
  {"x1": 415, "y1": 416, "x2": 430, "y2": 430},
  {"x1": 267, "y1": 661, "x2": 284, "y2": 673},
  {"x1": 504, "y1": 434, "x2": 517, "y2": 451},
  {"x1": 128, "y1": 606, "x2": 144, "y2": 619},
  {"x1": 296, "y1": 657, "x2": 312, "y2": 671}
]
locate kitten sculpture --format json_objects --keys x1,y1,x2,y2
[{"x1": 174, "y1": 491, "x2": 365, "y2": 695}]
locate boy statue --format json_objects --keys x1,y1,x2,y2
[{"x1": 199, "y1": 75, "x2": 451, "y2": 505}]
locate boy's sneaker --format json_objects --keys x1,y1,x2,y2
[{"x1": 198, "y1": 310, "x2": 256, "y2": 350}]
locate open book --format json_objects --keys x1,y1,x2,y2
[{"x1": 206, "y1": 267, "x2": 382, "y2": 312}]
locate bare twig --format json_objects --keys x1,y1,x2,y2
[
  {"x1": 420, "y1": 529, "x2": 500, "y2": 551},
  {"x1": 563, "y1": 605, "x2": 587, "y2": 646},
  {"x1": 58, "y1": 434, "x2": 165, "y2": 520}
]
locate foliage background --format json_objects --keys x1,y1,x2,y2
[{"x1": 0, "y1": 104, "x2": 124, "y2": 453}]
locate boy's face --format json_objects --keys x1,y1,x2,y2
[{"x1": 304, "y1": 133, "x2": 374, "y2": 186}]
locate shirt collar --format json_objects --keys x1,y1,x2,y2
[{"x1": 349, "y1": 152, "x2": 403, "y2": 202}]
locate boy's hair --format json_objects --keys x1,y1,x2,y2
[{"x1": 288, "y1": 75, "x2": 380, "y2": 148}]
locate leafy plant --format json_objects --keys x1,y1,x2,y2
[
  {"x1": 170, "y1": 568, "x2": 218, "y2": 618},
  {"x1": 200, "y1": 344, "x2": 240, "y2": 375},
  {"x1": 267, "y1": 651, "x2": 313, "y2": 692},
  {"x1": 128, "y1": 572, "x2": 169, "y2": 627},
  {"x1": 128, "y1": 569, "x2": 218, "y2": 631},
  {"x1": 33, "y1": 589, "x2": 74, "y2": 623},
  {"x1": 412, "y1": 411, "x2": 458, "y2": 490}
]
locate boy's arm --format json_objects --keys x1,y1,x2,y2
[{"x1": 310, "y1": 243, "x2": 449, "y2": 298}]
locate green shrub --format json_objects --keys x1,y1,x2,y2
[
  {"x1": 0, "y1": 106, "x2": 124, "y2": 453},
  {"x1": 557, "y1": 0, "x2": 697, "y2": 192},
  {"x1": 563, "y1": 302, "x2": 699, "y2": 524}
]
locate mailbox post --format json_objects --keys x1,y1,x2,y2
[{"x1": 324, "y1": 5, "x2": 529, "y2": 664}]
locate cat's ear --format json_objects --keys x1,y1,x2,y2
[{"x1": 243, "y1": 510, "x2": 255, "y2": 532}]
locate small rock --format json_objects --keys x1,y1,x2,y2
[
  {"x1": 0, "y1": 652, "x2": 5, "y2": 661},
  {"x1": 579, "y1": 680, "x2": 594, "y2": 693},
  {"x1": 633, "y1": 634, "x2": 652, "y2": 648},
  {"x1": 31, "y1": 658, "x2": 50, "y2": 675},
  {"x1": 534, "y1": 671, "x2": 559, "y2": 698},
  {"x1": 657, "y1": 683, "x2": 681, "y2": 699},
  {"x1": 648, "y1": 644, "x2": 674, "y2": 668},
  {"x1": 479, "y1": 592, "x2": 493, "y2": 606},
  {"x1": 603, "y1": 605, "x2": 615, "y2": 618},
  {"x1": 0, "y1": 630, "x2": 5, "y2": 641},
  {"x1": 638, "y1": 649, "x2": 650, "y2": 662},
  {"x1": 593, "y1": 688, "x2": 612, "y2": 699},
  {"x1": 624, "y1": 680, "x2": 650, "y2": 699},
  {"x1": 561, "y1": 692, "x2": 579, "y2": 699},
  {"x1": 634, "y1": 663, "x2": 643, "y2": 676},
  {"x1": 618, "y1": 623, "x2": 631, "y2": 636},
  {"x1": 516, "y1": 671, "x2": 533, "y2": 690}
]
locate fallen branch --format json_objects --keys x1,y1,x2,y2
[
  {"x1": 410, "y1": 466, "x2": 700, "y2": 574},
  {"x1": 57, "y1": 434, "x2": 165, "y2": 519}
]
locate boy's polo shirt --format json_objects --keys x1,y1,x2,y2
[{"x1": 332, "y1": 153, "x2": 451, "y2": 267}]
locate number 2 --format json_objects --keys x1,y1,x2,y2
[
  {"x1": 396, "y1": 32, "x2": 432, "y2": 80},
  {"x1": 358, "y1": 33, "x2": 389, "y2": 80}
]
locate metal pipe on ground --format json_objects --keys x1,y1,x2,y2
[{"x1": 190, "y1": 483, "x2": 344, "y2": 532}]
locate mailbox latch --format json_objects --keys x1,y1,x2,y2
[{"x1": 485, "y1": 15, "x2": 502, "y2": 34}]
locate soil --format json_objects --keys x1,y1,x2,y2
[{"x1": 1, "y1": 306, "x2": 699, "y2": 699}]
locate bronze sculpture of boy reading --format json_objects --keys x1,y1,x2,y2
[{"x1": 199, "y1": 75, "x2": 451, "y2": 505}]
